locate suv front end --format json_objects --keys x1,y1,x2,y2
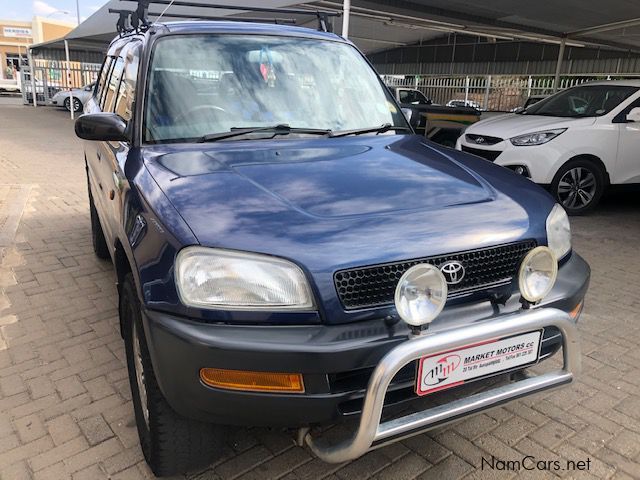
[{"x1": 75, "y1": 19, "x2": 589, "y2": 476}]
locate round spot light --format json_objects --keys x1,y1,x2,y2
[
  {"x1": 394, "y1": 264, "x2": 448, "y2": 327},
  {"x1": 519, "y1": 246, "x2": 558, "y2": 303}
]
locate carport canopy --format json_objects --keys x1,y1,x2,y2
[{"x1": 31, "y1": 0, "x2": 640, "y2": 55}]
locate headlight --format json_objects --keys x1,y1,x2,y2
[
  {"x1": 518, "y1": 246, "x2": 558, "y2": 303},
  {"x1": 546, "y1": 203, "x2": 571, "y2": 259},
  {"x1": 175, "y1": 247, "x2": 315, "y2": 310},
  {"x1": 394, "y1": 264, "x2": 447, "y2": 327},
  {"x1": 510, "y1": 129, "x2": 566, "y2": 146}
]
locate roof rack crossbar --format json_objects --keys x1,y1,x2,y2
[
  {"x1": 146, "y1": 1, "x2": 339, "y2": 17},
  {"x1": 114, "y1": 0, "x2": 339, "y2": 33},
  {"x1": 113, "y1": 8, "x2": 297, "y2": 25}
]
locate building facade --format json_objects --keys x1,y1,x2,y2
[{"x1": 0, "y1": 17, "x2": 74, "y2": 85}]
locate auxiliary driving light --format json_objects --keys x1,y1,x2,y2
[
  {"x1": 200, "y1": 368, "x2": 304, "y2": 393},
  {"x1": 394, "y1": 264, "x2": 448, "y2": 327},
  {"x1": 518, "y1": 246, "x2": 558, "y2": 303}
]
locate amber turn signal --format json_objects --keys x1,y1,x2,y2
[
  {"x1": 200, "y1": 368, "x2": 304, "y2": 393},
  {"x1": 568, "y1": 300, "x2": 584, "y2": 320}
]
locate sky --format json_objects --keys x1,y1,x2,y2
[{"x1": 2, "y1": 0, "x2": 109, "y2": 24}]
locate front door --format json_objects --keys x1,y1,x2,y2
[{"x1": 614, "y1": 98, "x2": 640, "y2": 184}]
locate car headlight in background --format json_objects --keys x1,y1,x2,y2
[
  {"x1": 510, "y1": 128, "x2": 566, "y2": 146},
  {"x1": 394, "y1": 264, "x2": 447, "y2": 327},
  {"x1": 519, "y1": 246, "x2": 558, "y2": 303},
  {"x1": 175, "y1": 247, "x2": 315, "y2": 310},
  {"x1": 546, "y1": 204, "x2": 571, "y2": 259}
]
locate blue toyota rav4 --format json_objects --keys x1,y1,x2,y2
[{"x1": 75, "y1": 10, "x2": 590, "y2": 477}]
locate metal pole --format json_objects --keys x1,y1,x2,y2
[
  {"x1": 64, "y1": 40, "x2": 74, "y2": 120},
  {"x1": 483, "y1": 75, "x2": 491, "y2": 110},
  {"x1": 553, "y1": 38, "x2": 566, "y2": 92},
  {"x1": 76, "y1": 0, "x2": 81, "y2": 25},
  {"x1": 342, "y1": 0, "x2": 351, "y2": 38},
  {"x1": 464, "y1": 76, "x2": 470, "y2": 104},
  {"x1": 27, "y1": 49, "x2": 36, "y2": 108}
]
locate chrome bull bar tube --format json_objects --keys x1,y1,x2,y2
[{"x1": 304, "y1": 307, "x2": 580, "y2": 463}]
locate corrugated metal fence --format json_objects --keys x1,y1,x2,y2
[{"x1": 383, "y1": 74, "x2": 640, "y2": 111}]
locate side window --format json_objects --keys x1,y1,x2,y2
[
  {"x1": 103, "y1": 57, "x2": 125, "y2": 113},
  {"x1": 114, "y1": 43, "x2": 141, "y2": 122},
  {"x1": 95, "y1": 56, "x2": 113, "y2": 105},
  {"x1": 99, "y1": 58, "x2": 116, "y2": 110}
]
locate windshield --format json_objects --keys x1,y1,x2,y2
[
  {"x1": 523, "y1": 85, "x2": 638, "y2": 117},
  {"x1": 144, "y1": 35, "x2": 407, "y2": 143}
]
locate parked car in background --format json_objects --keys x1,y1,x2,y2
[
  {"x1": 0, "y1": 78, "x2": 21, "y2": 93},
  {"x1": 447, "y1": 99, "x2": 482, "y2": 109},
  {"x1": 387, "y1": 86, "x2": 481, "y2": 143},
  {"x1": 457, "y1": 81, "x2": 640, "y2": 214},
  {"x1": 75, "y1": 19, "x2": 588, "y2": 476},
  {"x1": 387, "y1": 86, "x2": 432, "y2": 134},
  {"x1": 50, "y1": 82, "x2": 95, "y2": 112},
  {"x1": 388, "y1": 86, "x2": 433, "y2": 106}
]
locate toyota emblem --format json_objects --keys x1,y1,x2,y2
[{"x1": 440, "y1": 261, "x2": 465, "y2": 285}]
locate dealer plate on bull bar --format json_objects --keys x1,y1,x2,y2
[{"x1": 416, "y1": 330, "x2": 543, "y2": 396}]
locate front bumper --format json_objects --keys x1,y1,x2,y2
[
  {"x1": 305, "y1": 307, "x2": 579, "y2": 463},
  {"x1": 456, "y1": 136, "x2": 574, "y2": 184},
  {"x1": 141, "y1": 252, "x2": 589, "y2": 428}
]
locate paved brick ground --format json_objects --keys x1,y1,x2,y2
[{"x1": 1, "y1": 103, "x2": 639, "y2": 480}]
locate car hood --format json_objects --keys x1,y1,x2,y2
[
  {"x1": 143, "y1": 135, "x2": 551, "y2": 274},
  {"x1": 467, "y1": 113, "x2": 596, "y2": 139}
]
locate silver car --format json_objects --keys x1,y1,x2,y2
[{"x1": 50, "y1": 82, "x2": 95, "y2": 112}]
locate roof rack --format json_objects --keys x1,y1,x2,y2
[{"x1": 112, "y1": 0, "x2": 340, "y2": 36}]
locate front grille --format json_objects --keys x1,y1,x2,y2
[
  {"x1": 465, "y1": 134, "x2": 503, "y2": 145},
  {"x1": 461, "y1": 145, "x2": 503, "y2": 162},
  {"x1": 334, "y1": 240, "x2": 536, "y2": 310}
]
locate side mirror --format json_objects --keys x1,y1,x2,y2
[
  {"x1": 513, "y1": 107, "x2": 525, "y2": 113},
  {"x1": 84, "y1": 85, "x2": 92, "y2": 91},
  {"x1": 625, "y1": 107, "x2": 640, "y2": 123},
  {"x1": 75, "y1": 113, "x2": 127, "y2": 141}
]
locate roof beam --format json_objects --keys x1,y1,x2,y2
[
  {"x1": 567, "y1": 17, "x2": 640, "y2": 37},
  {"x1": 337, "y1": 0, "x2": 640, "y2": 53}
]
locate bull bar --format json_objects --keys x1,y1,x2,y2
[{"x1": 303, "y1": 307, "x2": 580, "y2": 463}]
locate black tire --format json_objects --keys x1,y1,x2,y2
[
  {"x1": 89, "y1": 191, "x2": 110, "y2": 260},
  {"x1": 64, "y1": 96, "x2": 82, "y2": 113},
  {"x1": 550, "y1": 158, "x2": 606, "y2": 215},
  {"x1": 120, "y1": 274, "x2": 225, "y2": 477}
]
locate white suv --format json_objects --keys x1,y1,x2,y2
[{"x1": 456, "y1": 81, "x2": 640, "y2": 214}]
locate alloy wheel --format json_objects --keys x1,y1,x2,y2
[{"x1": 556, "y1": 167, "x2": 597, "y2": 210}]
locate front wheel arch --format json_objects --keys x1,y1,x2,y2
[
  {"x1": 562, "y1": 154, "x2": 610, "y2": 186},
  {"x1": 550, "y1": 156, "x2": 607, "y2": 215}
]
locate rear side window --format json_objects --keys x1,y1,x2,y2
[
  {"x1": 95, "y1": 56, "x2": 113, "y2": 105},
  {"x1": 103, "y1": 57, "x2": 125, "y2": 113},
  {"x1": 114, "y1": 43, "x2": 141, "y2": 122}
]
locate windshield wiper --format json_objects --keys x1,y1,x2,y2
[
  {"x1": 328, "y1": 123, "x2": 411, "y2": 138},
  {"x1": 198, "y1": 124, "x2": 331, "y2": 143}
]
